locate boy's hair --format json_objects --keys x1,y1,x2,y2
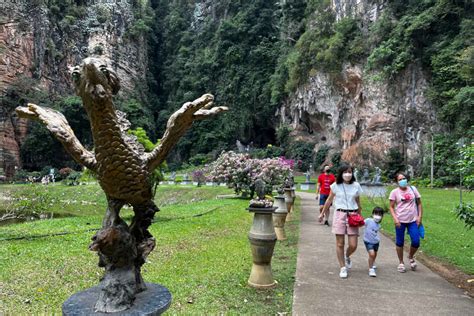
[{"x1": 372, "y1": 207, "x2": 384, "y2": 215}]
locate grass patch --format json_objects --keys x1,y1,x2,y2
[
  {"x1": 362, "y1": 187, "x2": 474, "y2": 274},
  {"x1": 0, "y1": 185, "x2": 299, "y2": 314}
]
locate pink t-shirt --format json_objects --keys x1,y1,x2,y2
[{"x1": 389, "y1": 186, "x2": 421, "y2": 223}]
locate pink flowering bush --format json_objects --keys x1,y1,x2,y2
[{"x1": 208, "y1": 151, "x2": 293, "y2": 196}]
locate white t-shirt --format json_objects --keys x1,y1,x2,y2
[{"x1": 330, "y1": 182, "x2": 363, "y2": 210}]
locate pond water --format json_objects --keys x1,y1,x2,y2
[{"x1": 360, "y1": 184, "x2": 386, "y2": 197}]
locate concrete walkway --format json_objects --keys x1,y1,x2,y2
[{"x1": 292, "y1": 192, "x2": 473, "y2": 315}]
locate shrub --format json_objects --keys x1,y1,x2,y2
[
  {"x1": 191, "y1": 169, "x2": 206, "y2": 186},
  {"x1": 59, "y1": 167, "x2": 73, "y2": 179},
  {"x1": 189, "y1": 154, "x2": 210, "y2": 166},
  {"x1": 93, "y1": 45, "x2": 104, "y2": 55},
  {"x1": 286, "y1": 141, "x2": 314, "y2": 171},
  {"x1": 314, "y1": 145, "x2": 331, "y2": 169},
  {"x1": 208, "y1": 151, "x2": 293, "y2": 196},
  {"x1": 64, "y1": 171, "x2": 81, "y2": 186},
  {"x1": 454, "y1": 203, "x2": 473, "y2": 229}
]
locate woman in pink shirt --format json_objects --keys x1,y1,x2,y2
[{"x1": 389, "y1": 172, "x2": 423, "y2": 273}]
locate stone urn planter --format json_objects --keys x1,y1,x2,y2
[
  {"x1": 247, "y1": 206, "x2": 278, "y2": 289},
  {"x1": 291, "y1": 186, "x2": 296, "y2": 209},
  {"x1": 284, "y1": 188, "x2": 294, "y2": 221},
  {"x1": 272, "y1": 196, "x2": 288, "y2": 241}
]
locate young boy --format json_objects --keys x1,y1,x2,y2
[{"x1": 364, "y1": 207, "x2": 384, "y2": 277}]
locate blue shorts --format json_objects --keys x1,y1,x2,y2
[
  {"x1": 319, "y1": 194, "x2": 329, "y2": 206},
  {"x1": 395, "y1": 221, "x2": 420, "y2": 248},
  {"x1": 364, "y1": 241, "x2": 379, "y2": 252}
]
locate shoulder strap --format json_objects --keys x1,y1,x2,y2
[{"x1": 409, "y1": 186, "x2": 419, "y2": 215}]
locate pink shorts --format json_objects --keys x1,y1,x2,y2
[{"x1": 331, "y1": 210, "x2": 360, "y2": 235}]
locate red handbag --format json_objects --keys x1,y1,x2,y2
[{"x1": 348, "y1": 212, "x2": 365, "y2": 227}]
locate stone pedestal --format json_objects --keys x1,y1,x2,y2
[
  {"x1": 62, "y1": 283, "x2": 172, "y2": 316},
  {"x1": 300, "y1": 182, "x2": 316, "y2": 191},
  {"x1": 247, "y1": 206, "x2": 277, "y2": 289},
  {"x1": 284, "y1": 189, "x2": 294, "y2": 221},
  {"x1": 272, "y1": 196, "x2": 288, "y2": 241}
]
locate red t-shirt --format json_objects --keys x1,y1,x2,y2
[{"x1": 318, "y1": 173, "x2": 336, "y2": 195}]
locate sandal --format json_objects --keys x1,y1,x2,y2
[
  {"x1": 397, "y1": 263, "x2": 406, "y2": 273},
  {"x1": 409, "y1": 258, "x2": 417, "y2": 271}
]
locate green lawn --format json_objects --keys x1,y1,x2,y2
[
  {"x1": 361, "y1": 187, "x2": 474, "y2": 274},
  {"x1": 0, "y1": 184, "x2": 299, "y2": 314}
]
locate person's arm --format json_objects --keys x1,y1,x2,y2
[
  {"x1": 389, "y1": 200, "x2": 401, "y2": 228},
  {"x1": 319, "y1": 191, "x2": 335, "y2": 222},
  {"x1": 355, "y1": 196, "x2": 362, "y2": 214},
  {"x1": 416, "y1": 198, "x2": 423, "y2": 226}
]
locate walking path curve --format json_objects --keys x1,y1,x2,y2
[{"x1": 292, "y1": 191, "x2": 473, "y2": 315}]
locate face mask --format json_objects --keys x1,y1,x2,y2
[
  {"x1": 398, "y1": 179, "x2": 408, "y2": 188},
  {"x1": 343, "y1": 173, "x2": 352, "y2": 182},
  {"x1": 373, "y1": 215, "x2": 382, "y2": 222},
  {"x1": 324, "y1": 168, "x2": 330, "y2": 173}
]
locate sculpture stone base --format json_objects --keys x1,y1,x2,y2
[
  {"x1": 299, "y1": 182, "x2": 316, "y2": 191},
  {"x1": 62, "y1": 283, "x2": 172, "y2": 316}
]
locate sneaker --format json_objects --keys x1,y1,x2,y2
[
  {"x1": 324, "y1": 220, "x2": 330, "y2": 226},
  {"x1": 369, "y1": 268, "x2": 376, "y2": 277},
  {"x1": 397, "y1": 263, "x2": 406, "y2": 273},
  {"x1": 345, "y1": 256, "x2": 352, "y2": 269},
  {"x1": 409, "y1": 258, "x2": 417, "y2": 271},
  {"x1": 372, "y1": 265, "x2": 377, "y2": 270},
  {"x1": 339, "y1": 267, "x2": 348, "y2": 278}
]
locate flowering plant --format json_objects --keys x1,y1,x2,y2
[
  {"x1": 207, "y1": 151, "x2": 293, "y2": 196},
  {"x1": 192, "y1": 169, "x2": 206, "y2": 185}
]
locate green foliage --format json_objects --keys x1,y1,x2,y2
[
  {"x1": 79, "y1": 168, "x2": 97, "y2": 183},
  {"x1": 285, "y1": 6, "x2": 366, "y2": 91},
  {"x1": 367, "y1": 1, "x2": 474, "y2": 135},
  {"x1": 457, "y1": 142, "x2": 474, "y2": 190},
  {"x1": 410, "y1": 178, "x2": 444, "y2": 188},
  {"x1": 128, "y1": 127, "x2": 166, "y2": 190},
  {"x1": 384, "y1": 147, "x2": 405, "y2": 181},
  {"x1": 127, "y1": 2, "x2": 155, "y2": 38},
  {"x1": 10, "y1": 185, "x2": 53, "y2": 215},
  {"x1": 276, "y1": 124, "x2": 292, "y2": 148},
  {"x1": 96, "y1": 5, "x2": 111, "y2": 24},
  {"x1": 63, "y1": 171, "x2": 82, "y2": 186},
  {"x1": 330, "y1": 151, "x2": 342, "y2": 170},
  {"x1": 128, "y1": 127, "x2": 157, "y2": 152},
  {"x1": 313, "y1": 145, "x2": 331, "y2": 169},
  {"x1": 454, "y1": 203, "x2": 474, "y2": 229},
  {"x1": 188, "y1": 154, "x2": 211, "y2": 166},
  {"x1": 287, "y1": 141, "x2": 314, "y2": 171}
]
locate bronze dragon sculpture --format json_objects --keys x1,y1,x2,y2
[{"x1": 16, "y1": 57, "x2": 228, "y2": 312}]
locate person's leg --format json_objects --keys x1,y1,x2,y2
[
  {"x1": 346, "y1": 234, "x2": 358, "y2": 258},
  {"x1": 319, "y1": 194, "x2": 328, "y2": 224},
  {"x1": 395, "y1": 223, "x2": 406, "y2": 264},
  {"x1": 368, "y1": 250, "x2": 376, "y2": 268},
  {"x1": 407, "y1": 221, "x2": 420, "y2": 269},
  {"x1": 336, "y1": 234, "x2": 345, "y2": 268}
]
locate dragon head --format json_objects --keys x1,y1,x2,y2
[{"x1": 70, "y1": 57, "x2": 120, "y2": 106}]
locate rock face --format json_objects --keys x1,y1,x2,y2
[
  {"x1": 278, "y1": 1, "x2": 437, "y2": 171},
  {"x1": 0, "y1": 0, "x2": 148, "y2": 179}
]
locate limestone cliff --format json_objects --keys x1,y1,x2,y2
[
  {"x1": 0, "y1": 0, "x2": 148, "y2": 179},
  {"x1": 278, "y1": 0, "x2": 438, "y2": 171}
]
